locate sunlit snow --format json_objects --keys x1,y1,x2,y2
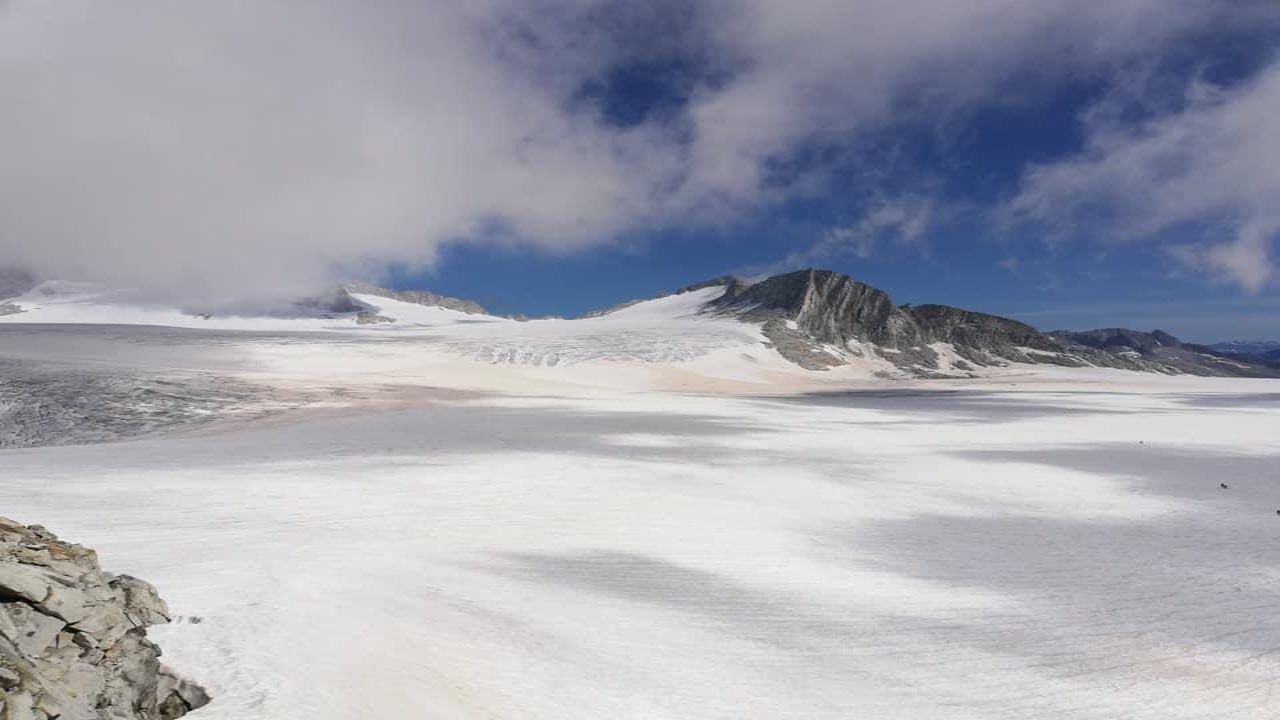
[{"x1": 1, "y1": 289, "x2": 1277, "y2": 719}]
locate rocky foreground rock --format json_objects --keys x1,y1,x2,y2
[{"x1": 0, "y1": 517, "x2": 207, "y2": 719}]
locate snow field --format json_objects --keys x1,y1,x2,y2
[{"x1": 1, "y1": 382, "x2": 1277, "y2": 719}]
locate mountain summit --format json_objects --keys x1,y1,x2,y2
[{"x1": 682, "y1": 269, "x2": 1277, "y2": 377}]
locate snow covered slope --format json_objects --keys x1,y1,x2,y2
[
  {"x1": 4, "y1": 271, "x2": 1279, "y2": 388},
  {"x1": 0, "y1": 280, "x2": 501, "y2": 331},
  {"x1": 0, "y1": 281, "x2": 829, "y2": 390}
]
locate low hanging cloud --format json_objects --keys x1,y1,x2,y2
[
  {"x1": 0, "y1": 0, "x2": 1272, "y2": 301},
  {"x1": 0, "y1": 0, "x2": 680, "y2": 301}
]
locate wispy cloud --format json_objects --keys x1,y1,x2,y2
[
  {"x1": 1004, "y1": 57, "x2": 1280, "y2": 292},
  {"x1": 788, "y1": 194, "x2": 945, "y2": 270}
]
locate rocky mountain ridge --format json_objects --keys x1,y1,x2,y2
[
  {"x1": 689, "y1": 269, "x2": 1280, "y2": 377},
  {"x1": 4, "y1": 266, "x2": 1277, "y2": 378}
]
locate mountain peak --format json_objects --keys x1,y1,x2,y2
[{"x1": 698, "y1": 268, "x2": 1280, "y2": 377}]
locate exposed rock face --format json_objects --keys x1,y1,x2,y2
[
  {"x1": 714, "y1": 270, "x2": 903, "y2": 345},
  {"x1": 343, "y1": 282, "x2": 489, "y2": 315},
  {"x1": 354, "y1": 312, "x2": 395, "y2": 325},
  {"x1": 708, "y1": 269, "x2": 1081, "y2": 371},
  {"x1": 905, "y1": 305, "x2": 1063, "y2": 357},
  {"x1": 701, "y1": 268, "x2": 1280, "y2": 377},
  {"x1": 0, "y1": 517, "x2": 208, "y2": 720}
]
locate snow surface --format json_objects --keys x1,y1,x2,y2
[
  {"x1": 0, "y1": 284, "x2": 776, "y2": 373},
  {"x1": 2, "y1": 295, "x2": 1280, "y2": 718}
]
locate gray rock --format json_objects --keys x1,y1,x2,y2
[
  {"x1": 699, "y1": 268, "x2": 1280, "y2": 377},
  {"x1": 354, "y1": 312, "x2": 395, "y2": 325},
  {"x1": 706, "y1": 269, "x2": 1064, "y2": 372},
  {"x1": 0, "y1": 516, "x2": 208, "y2": 719}
]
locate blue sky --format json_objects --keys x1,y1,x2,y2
[
  {"x1": 395, "y1": 3, "x2": 1280, "y2": 342},
  {"x1": 3, "y1": 1, "x2": 1279, "y2": 341}
]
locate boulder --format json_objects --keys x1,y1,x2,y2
[{"x1": 0, "y1": 517, "x2": 208, "y2": 719}]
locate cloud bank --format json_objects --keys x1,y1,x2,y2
[
  {"x1": 0, "y1": 0, "x2": 1273, "y2": 300},
  {"x1": 1007, "y1": 59, "x2": 1280, "y2": 292}
]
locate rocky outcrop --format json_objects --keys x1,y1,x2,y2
[
  {"x1": 712, "y1": 270, "x2": 904, "y2": 345},
  {"x1": 700, "y1": 268, "x2": 1280, "y2": 377},
  {"x1": 354, "y1": 312, "x2": 395, "y2": 325},
  {"x1": 707, "y1": 269, "x2": 1082, "y2": 371},
  {"x1": 0, "y1": 517, "x2": 208, "y2": 719},
  {"x1": 902, "y1": 304, "x2": 1079, "y2": 368}
]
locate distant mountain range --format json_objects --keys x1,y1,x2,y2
[
  {"x1": 1207, "y1": 340, "x2": 1280, "y2": 364},
  {"x1": 672, "y1": 270, "x2": 1280, "y2": 377},
  {"x1": 3, "y1": 266, "x2": 1278, "y2": 378}
]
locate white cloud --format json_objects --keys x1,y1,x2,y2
[
  {"x1": 0, "y1": 0, "x2": 680, "y2": 302},
  {"x1": 0, "y1": 0, "x2": 1271, "y2": 301},
  {"x1": 802, "y1": 194, "x2": 942, "y2": 265},
  {"x1": 1006, "y1": 58, "x2": 1280, "y2": 292}
]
